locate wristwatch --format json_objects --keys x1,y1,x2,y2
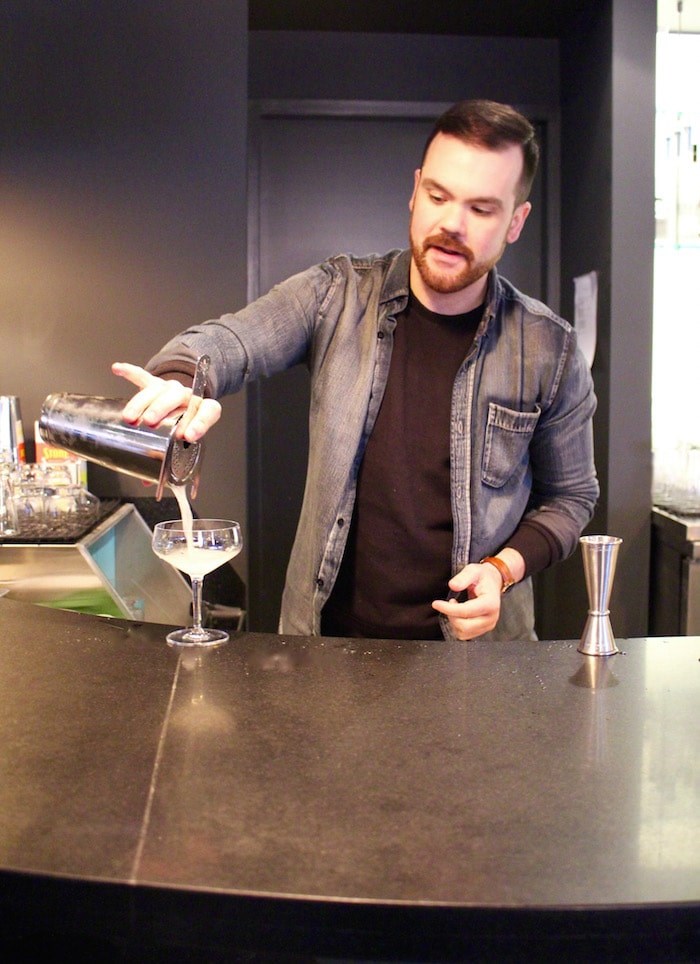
[{"x1": 479, "y1": 556, "x2": 516, "y2": 593}]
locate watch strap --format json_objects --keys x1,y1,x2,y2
[{"x1": 479, "y1": 555, "x2": 516, "y2": 593}]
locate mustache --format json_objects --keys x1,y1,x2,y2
[{"x1": 423, "y1": 232, "x2": 473, "y2": 259}]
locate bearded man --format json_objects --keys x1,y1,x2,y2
[{"x1": 114, "y1": 99, "x2": 598, "y2": 642}]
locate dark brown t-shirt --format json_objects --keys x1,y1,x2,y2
[
  {"x1": 322, "y1": 294, "x2": 482, "y2": 639},
  {"x1": 322, "y1": 292, "x2": 563, "y2": 640}
]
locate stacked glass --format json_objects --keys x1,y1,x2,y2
[{"x1": 0, "y1": 458, "x2": 100, "y2": 540}]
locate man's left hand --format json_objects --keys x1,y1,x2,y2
[
  {"x1": 431, "y1": 562, "x2": 504, "y2": 640},
  {"x1": 431, "y1": 549, "x2": 525, "y2": 640}
]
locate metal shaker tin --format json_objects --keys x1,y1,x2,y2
[{"x1": 38, "y1": 394, "x2": 203, "y2": 500}]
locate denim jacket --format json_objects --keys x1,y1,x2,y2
[{"x1": 148, "y1": 248, "x2": 598, "y2": 641}]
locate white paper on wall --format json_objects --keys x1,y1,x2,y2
[{"x1": 573, "y1": 270, "x2": 598, "y2": 369}]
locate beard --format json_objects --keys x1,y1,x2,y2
[{"x1": 410, "y1": 229, "x2": 505, "y2": 295}]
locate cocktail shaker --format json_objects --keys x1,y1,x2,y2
[
  {"x1": 38, "y1": 393, "x2": 203, "y2": 500},
  {"x1": 0, "y1": 396, "x2": 26, "y2": 464}
]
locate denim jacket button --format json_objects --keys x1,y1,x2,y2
[
  {"x1": 316, "y1": 577, "x2": 324, "y2": 588},
  {"x1": 337, "y1": 517, "x2": 344, "y2": 527},
  {"x1": 377, "y1": 330, "x2": 385, "y2": 339}
]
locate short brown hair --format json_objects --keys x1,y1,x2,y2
[{"x1": 421, "y1": 100, "x2": 540, "y2": 205}]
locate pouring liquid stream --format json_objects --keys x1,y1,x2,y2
[
  {"x1": 166, "y1": 351, "x2": 207, "y2": 561},
  {"x1": 171, "y1": 482, "x2": 194, "y2": 550}
]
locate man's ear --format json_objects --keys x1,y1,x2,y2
[{"x1": 506, "y1": 201, "x2": 532, "y2": 244}]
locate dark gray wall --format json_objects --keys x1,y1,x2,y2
[
  {"x1": 249, "y1": 31, "x2": 559, "y2": 104},
  {"x1": 0, "y1": 1, "x2": 655, "y2": 638},
  {"x1": 607, "y1": 0, "x2": 656, "y2": 635},
  {"x1": 536, "y1": 0, "x2": 655, "y2": 638},
  {"x1": 0, "y1": 0, "x2": 249, "y2": 577}
]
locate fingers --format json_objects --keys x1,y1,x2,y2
[
  {"x1": 124, "y1": 379, "x2": 190, "y2": 427},
  {"x1": 112, "y1": 362, "x2": 177, "y2": 425},
  {"x1": 176, "y1": 398, "x2": 222, "y2": 442},
  {"x1": 432, "y1": 593, "x2": 499, "y2": 640},
  {"x1": 112, "y1": 362, "x2": 222, "y2": 442},
  {"x1": 111, "y1": 362, "x2": 155, "y2": 390},
  {"x1": 431, "y1": 562, "x2": 502, "y2": 640},
  {"x1": 112, "y1": 362, "x2": 194, "y2": 430}
]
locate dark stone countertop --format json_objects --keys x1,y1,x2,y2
[{"x1": 0, "y1": 597, "x2": 698, "y2": 961}]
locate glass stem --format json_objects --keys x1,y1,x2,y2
[{"x1": 191, "y1": 577, "x2": 204, "y2": 632}]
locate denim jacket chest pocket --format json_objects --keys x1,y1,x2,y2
[{"x1": 482, "y1": 402, "x2": 542, "y2": 488}]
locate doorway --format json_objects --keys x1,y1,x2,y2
[{"x1": 247, "y1": 101, "x2": 551, "y2": 631}]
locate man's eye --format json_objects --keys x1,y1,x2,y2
[
  {"x1": 429, "y1": 193, "x2": 447, "y2": 204},
  {"x1": 472, "y1": 206, "x2": 495, "y2": 216}
]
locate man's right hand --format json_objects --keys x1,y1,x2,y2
[{"x1": 111, "y1": 362, "x2": 222, "y2": 443}]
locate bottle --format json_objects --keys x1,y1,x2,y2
[{"x1": 0, "y1": 396, "x2": 25, "y2": 465}]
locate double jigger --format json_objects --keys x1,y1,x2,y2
[{"x1": 578, "y1": 534, "x2": 622, "y2": 657}]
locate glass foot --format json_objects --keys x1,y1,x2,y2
[{"x1": 166, "y1": 627, "x2": 229, "y2": 648}]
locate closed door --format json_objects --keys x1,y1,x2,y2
[{"x1": 247, "y1": 106, "x2": 547, "y2": 631}]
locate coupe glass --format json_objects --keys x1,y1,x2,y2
[{"x1": 152, "y1": 519, "x2": 242, "y2": 647}]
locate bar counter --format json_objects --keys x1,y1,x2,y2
[{"x1": 0, "y1": 597, "x2": 698, "y2": 961}]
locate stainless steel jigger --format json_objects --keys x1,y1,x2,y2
[{"x1": 578, "y1": 535, "x2": 622, "y2": 656}]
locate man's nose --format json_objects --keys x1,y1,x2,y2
[{"x1": 437, "y1": 202, "x2": 466, "y2": 236}]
